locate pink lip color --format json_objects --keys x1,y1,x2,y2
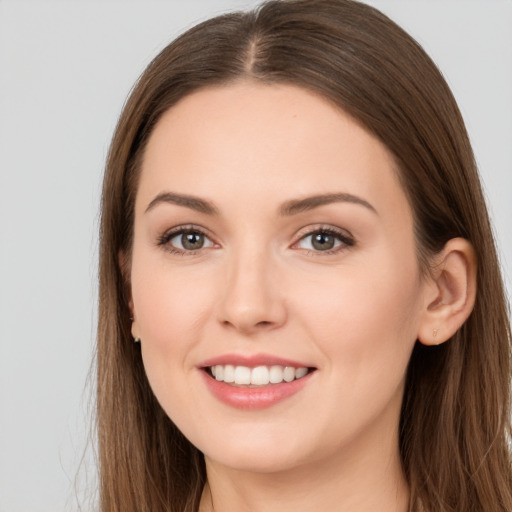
[
  {"x1": 200, "y1": 371, "x2": 313, "y2": 410},
  {"x1": 198, "y1": 353, "x2": 315, "y2": 410},
  {"x1": 199, "y1": 353, "x2": 312, "y2": 369}
]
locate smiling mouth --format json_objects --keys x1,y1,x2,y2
[{"x1": 206, "y1": 364, "x2": 316, "y2": 387}]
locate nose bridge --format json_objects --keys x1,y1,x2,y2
[{"x1": 217, "y1": 241, "x2": 286, "y2": 333}]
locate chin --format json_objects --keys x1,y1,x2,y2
[
  {"x1": 196, "y1": 427, "x2": 319, "y2": 474},
  {"x1": 204, "y1": 446, "x2": 307, "y2": 474}
]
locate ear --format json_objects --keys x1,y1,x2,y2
[
  {"x1": 118, "y1": 250, "x2": 138, "y2": 339},
  {"x1": 417, "y1": 238, "x2": 477, "y2": 346}
]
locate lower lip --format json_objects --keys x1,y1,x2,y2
[{"x1": 200, "y1": 370, "x2": 314, "y2": 410}]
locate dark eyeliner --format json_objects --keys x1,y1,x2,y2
[
  {"x1": 156, "y1": 224, "x2": 210, "y2": 255},
  {"x1": 295, "y1": 225, "x2": 355, "y2": 255}
]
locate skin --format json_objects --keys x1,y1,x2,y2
[{"x1": 129, "y1": 82, "x2": 474, "y2": 512}]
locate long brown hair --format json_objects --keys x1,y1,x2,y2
[{"x1": 97, "y1": 1, "x2": 512, "y2": 510}]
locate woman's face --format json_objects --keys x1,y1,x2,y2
[{"x1": 130, "y1": 82, "x2": 430, "y2": 473}]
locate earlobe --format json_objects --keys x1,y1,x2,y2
[{"x1": 417, "y1": 238, "x2": 477, "y2": 346}]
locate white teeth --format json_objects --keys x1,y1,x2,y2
[
  {"x1": 234, "y1": 366, "x2": 251, "y2": 385},
  {"x1": 223, "y1": 364, "x2": 235, "y2": 383},
  {"x1": 295, "y1": 367, "x2": 308, "y2": 379},
  {"x1": 209, "y1": 364, "x2": 310, "y2": 385},
  {"x1": 269, "y1": 365, "x2": 284, "y2": 383},
  {"x1": 283, "y1": 366, "x2": 295, "y2": 382},
  {"x1": 251, "y1": 366, "x2": 270, "y2": 385}
]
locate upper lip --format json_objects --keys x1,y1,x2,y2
[{"x1": 198, "y1": 353, "x2": 315, "y2": 369}]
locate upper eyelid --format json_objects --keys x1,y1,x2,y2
[
  {"x1": 293, "y1": 224, "x2": 354, "y2": 241},
  {"x1": 157, "y1": 223, "x2": 354, "y2": 248},
  {"x1": 291, "y1": 225, "x2": 355, "y2": 251},
  {"x1": 161, "y1": 224, "x2": 213, "y2": 239},
  {"x1": 157, "y1": 224, "x2": 217, "y2": 249}
]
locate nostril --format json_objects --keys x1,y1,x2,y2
[
  {"x1": 256, "y1": 320, "x2": 272, "y2": 327},
  {"x1": 220, "y1": 318, "x2": 276, "y2": 331}
]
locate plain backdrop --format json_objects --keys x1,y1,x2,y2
[{"x1": 0, "y1": 1, "x2": 511, "y2": 511}]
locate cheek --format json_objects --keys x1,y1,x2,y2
[
  {"x1": 292, "y1": 253, "x2": 422, "y2": 376},
  {"x1": 131, "y1": 260, "x2": 221, "y2": 427},
  {"x1": 132, "y1": 251, "x2": 213, "y2": 334},
  {"x1": 130, "y1": 254, "x2": 219, "y2": 382}
]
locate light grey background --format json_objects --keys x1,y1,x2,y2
[{"x1": 0, "y1": 1, "x2": 510, "y2": 511}]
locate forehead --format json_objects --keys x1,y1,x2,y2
[{"x1": 138, "y1": 82, "x2": 410, "y2": 221}]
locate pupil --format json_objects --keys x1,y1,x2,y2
[
  {"x1": 312, "y1": 233, "x2": 334, "y2": 250},
  {"x1": 182, "y1": 232, "x2": 204, "y2": 250}
]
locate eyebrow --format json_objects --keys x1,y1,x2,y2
[
  {"x1": 279, "y1": 193, "x2": 377, "y2": 216},
  {"x1": 145, "y1": 192, "x2": 219, "y2": 215},
  {"x1": 144, "y1": 191, "x2": 377, "y2": 217}
]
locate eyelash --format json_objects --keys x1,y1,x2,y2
[
  {"x1": 157, "y1": 224, "x2": 355, "y2": 256},
  {"x1": 292, "y1": 226, "x2": 355, "y2": 256},
  {"x1": 157, "y1": 224, "x2": 215, "y2": 255}
]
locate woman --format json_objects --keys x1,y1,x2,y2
[{"x1": 97, "y1": 0, "x2": 512, "y2": 510}]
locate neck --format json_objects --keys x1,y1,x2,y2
[{"x1": 199, "y1": 426, "x2": 409, "y2": 512}]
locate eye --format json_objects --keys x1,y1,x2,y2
[
  {"x1": 294, "y1": 228, "x2": 354, "y2": 254},
  {"x1": 159, "y1": 227, "x2": 215, "y2": 254}
]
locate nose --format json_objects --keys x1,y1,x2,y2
[{"x1": 216, "y1": 248, "x2": 287, "y2": 335}]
